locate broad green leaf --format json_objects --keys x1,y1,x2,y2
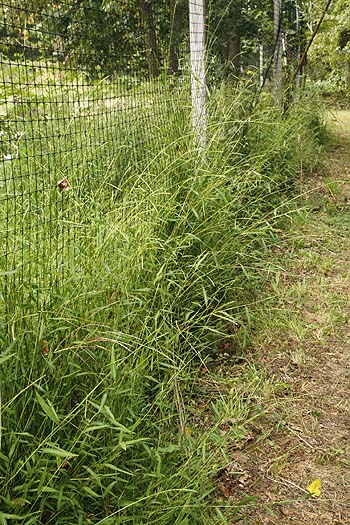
[
  {"x1": 158, "y1": 443, "x2": 180, "y2": 453},
  {"x1": 83, "y1": 486, "x2": 100, "y2": 498},
  {"x1": 41, "y1": 446, "x2": 78, "y2": 458},
  {"x1": 0, "y1": 353, "x2": 15, "y2": 365},
  {"x1": 0, "y1": 512, "x2": 27, "y2": 520},
  {"x1": 39, "y1": 487, "x2": 58, "y2": 493},
  {"x1": 110, "y1": 346, "x2": 117, "y2": 380},
  {"x1": 101, "y1": 405, "x2": 131, "y2": 432},
  {"x1": 85, "y1": 423, "x2": 111, "y2": 432},
  {"x1": 36, "y1": 393, "x2": 59, "y2": 424}
]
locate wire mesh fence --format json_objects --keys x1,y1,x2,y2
[
  {"x1": 0, "y1": 2, "x2": 316, "y2": 523},
  {"x1": 0, "y1": 1, "x2": 190, "y2": 336},
  {"x1": 0, "y1": 0, "x2": 305, "y2": 346}
]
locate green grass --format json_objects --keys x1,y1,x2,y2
[{"x1": 0, "y1": 66, "x2": 325, "y2": 524}]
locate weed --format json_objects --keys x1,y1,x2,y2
[{"x1": 0, "y1": 77, "x2": 324, "y2": 523}]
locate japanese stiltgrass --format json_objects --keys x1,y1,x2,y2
[{"x1": 0, "y1": 81, "x2": 324, "y2": 524}]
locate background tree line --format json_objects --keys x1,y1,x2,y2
[{"x1": 0, "y1": 0, "x2": 349, "y2": 85}]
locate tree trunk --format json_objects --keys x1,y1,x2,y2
[
  {"x1": 141, "y1": 0, "x2": 159, "y2": 78},
  {"x1": 169, "y1": 0, "x2": 183, "y2": 74},
  {"x1": 273, "y1": 0, "x2": 283, "y2": 104},
  {"x1": 339, "y1": 29, "x2": 350, "y2": 85},
  {"x1": 226, "y1": 3, "x2": 241, "y2": 76},
  {"x1": 298, "y1": 9, "x2": 308, "y2": 84},
  {"x1": 226, "y1": 31, "x2": 241, "y2": 74},
  {"x1": 346, "y1": 59, "x2": 350, "y2": 86}
]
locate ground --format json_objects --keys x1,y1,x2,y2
[{"x1": 214, "y1": 110, "x2": 350, "y2": 524}]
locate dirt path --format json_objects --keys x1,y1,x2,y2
[{"x1": 233, "y1": 110, "x2": 350, "y2": 524}]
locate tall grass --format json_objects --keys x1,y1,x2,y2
[{"x1": 0, "y1": 81, "x2": 323, "y2": 524}]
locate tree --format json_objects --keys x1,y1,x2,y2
[
  {"x1": 141, "y1": 0, "x2": 160, "y2": 78},
  {"x1": 169, "y1": 0, "x2": 187, "y2": 74},
  {"x1": 307, "y1": 0, "x2": 350, "y2": 86},
  {"x1": 273, "y1": 0, "x2": 283, "y2": 103},
  {"x1": 207, "y1": 0, "x2": 274, "y2": 78}
]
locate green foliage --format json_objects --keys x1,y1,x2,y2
[
  {"x1": 207, "y1": 0, "x2": 274, "y2": 72},
  {"x1": 1, "y1": 0, "x2": 174, "y2": 76},
  {"x1": 1, "y1": 0, "x2": 305, "y2": 80},
  {"x1": 308, "y1": 0, "x2": 350, "y2": 88},
  {"x1": 0, "y1": 77, "x2": 323, "y2": 523}
]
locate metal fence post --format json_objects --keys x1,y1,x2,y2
[
  {"x1": 259, "y1": 44, "x2": 264, "y2": 87},
  {"x1": 189, "y1": 0, "x2": 207, "y2": 149}
]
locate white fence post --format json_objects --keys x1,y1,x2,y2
[
  {"x1": 189, "y1": 0, "x2": 207, "y2": 149},
  {"x1": 295, "y1": 5, "x2": 302, "y2": 88},
  {"x1": 259, "y1": 44, "x2": 264, "y2": 87}
]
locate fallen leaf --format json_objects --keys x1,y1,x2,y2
[
  {"x1": 224, "y1": 461, "x2": 241, "y2": 473},
  {"x1": 217, "y1": 481, "x2": 231, "y2": 499},
  {"x1": 57, "y1": 177, "x2": 71, "y2": 192},
  {"x1": 231, "y1": 451, "x2": 249, "y2": 464},
  {"x1": 238, "y1": 472, "x2": 250, "y2": 485},
  {"x1": 307, "y1": 478, "x2": 321, "y2": 497},
  {"x1": 280, "y1": 506, "x2": 293, "y2": 516},
  {"x1": 184, "y1": 426, "x2": 192, "y2": 438}
]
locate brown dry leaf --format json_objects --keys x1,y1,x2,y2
[
  {"x1": 231, "y1": 451, "x2": 249, "y2": 464},
  {"x1": 281, "y1": 506, "x2": 294, "y2": 517},
  {"x1": 224, "y1": 461, "x2": 241, "y2": 473},
  {"x1": 108, "y1": 290, "x2": 118, "y2": 305},
  {"x1": 217, "y1": 481, "x2": 231, "y2": 499},
  {"x1": 57, "y1": 176, "x2": 71, "y2": 192},
  {"x1": 238, "y1": 472, "x2": 250, "y2": 485}
]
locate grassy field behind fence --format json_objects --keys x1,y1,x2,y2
[
  {"x1": 0, "y1": 66, "x2": 325, "y2": 523},
  {"x1": 1, "y1": 61, "x2": 187, "y2": 318}
]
